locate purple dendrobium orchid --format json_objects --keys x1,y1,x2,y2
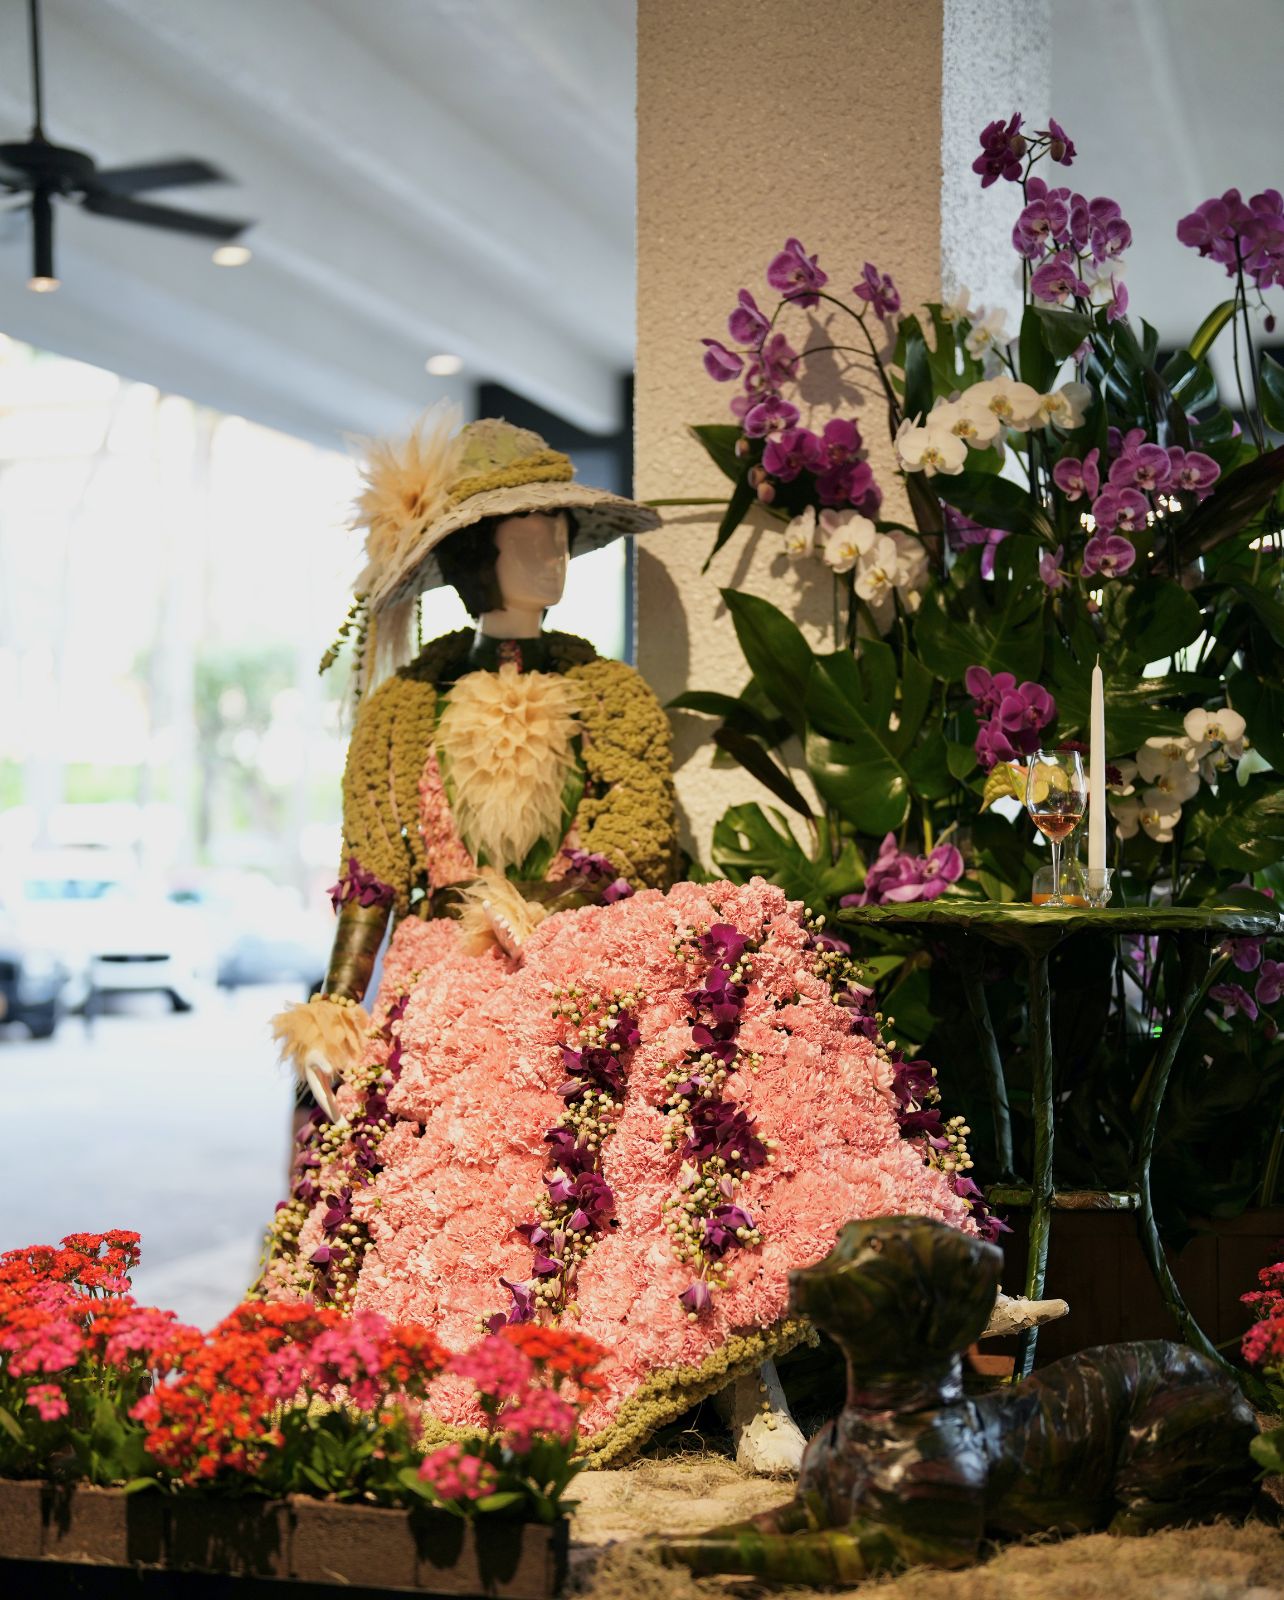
[
  {"x1": 1210, "y1": 982, "x2": 1259, "y2": 1022},
  {"x1": 728, "y1": 288, "x2": 771, "y2": 347},
  {"x1": 1090, "y1": 486, "x2": 1148, "y2": 533},
  {"x1": 891, "y1": 1058, "x2": 937, "y2": 1110},
  {"x1": 1166, "y1": 447, "x2": 1220, "y2": 501},
  {"x1": 1030, "y1": 250, "x2": 1089, "y2": 305},
  {"x1": 501, "y1": 1277, "x2": 535, "y2": 1324},
  {"x1": 543, "y1": 1128, "x2": 597, "y2": 1173},
  {"x1": 852, "y1": 261, "x2": 901, "y2": 318},
  {"x1": 1081, "y1": 532, "x2": 1138, "y2": 579},
  {"x1": 1257, "y1": 961, "x2": 1284, "y2": 1007},
  {"x1": 329, "y1": 856, "x2": 397, "y2": 914},
  {"x1": 679, "y1": 1280, "x2": 713, "y2": 1316},
  {"x1": 701, "y1": 338, "x2": 744, "y2": 382},
  {"x1": 766, "y1": 237, "x2": 828, "y2": 308},
  {"x1": 763, "y1": 426, "x2": 826, "y2": 483},
  {"x1": 309, "y1": 1246, "x2": 335, "y2": 1267},
  {"x1": 699, "y1": 922, "x2": 751, "y2": 966},
  {"x1": 682, "y1": 1100, "x2": 767, "y2": 1170},
  {"x1": 972, "y1": 113, "x2": 1025, "y2": 188},
  {"x1": 1052, "y1": 448, "x2": 1100, "y2": 503},
  {"x1": 602, "y1": 877, "x2": 634, "y2": 904}
]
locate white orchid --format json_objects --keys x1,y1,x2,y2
[
  {"x1": 1136, "y1": 734, "x2": 1199, "y2": 787},
  {"x1": 1111, "y1": 793, "x2": 1182, "y2": 843},
  {"x1": 852, "y1": 530, "x2": 928, "y2": 634},
  {"x1": 929, "y1": 395, "x2": 1003, "y2": 449},
  {"x1": 894, "y1": 417, "x2": 967, "y2": 477},
  {"x1": 964, "y1": 306, "x2": 1009, "y2": 360},
  {"x1": 963, "y1": 376, "x2": 1043, "y2": 432},
  {"x1": 1107, "y1": 758, "x2": 1138, "y2": 796},
  {"x1": 820, "y1": 509, "x2": 876, "y2": 574},
  {"x1": 1183, "y1": 706, "x2": 1246, "y2": 760},
  {"x1": 783, "y1": 508, "x2": 817, "y2": 562},
  {"x1": 941, "y1": 287, "x2": 973, "y2": 324},
  {"x1": 1035, "y1": 381, "x2": 1093, "y2": 431},
  {"x1": 1083, "y1": 255, "x2": 1127, "y2": 304}
]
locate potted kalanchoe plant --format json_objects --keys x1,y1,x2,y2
[
  {"x1": 0, "y1": 1230, "x2": 595, "y2": 1594},
  {"x1": 675, "y1": 112, "x2": 1284, "y2": 1249}
]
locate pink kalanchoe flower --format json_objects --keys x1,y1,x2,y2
[
  {"x1": 25, "y1": 1383, "x2": 69, "y2": 1422},
  {"x1": 765, "y1": 237, "x2": 828, "y2": 308},
  {"x1": 1081, "y1": 532, "x2": 1137, "y2": 578},
  {"x1": 1257, "y1": 961, "x2": 1284, "y2": 1008},
  {"x1": 501, "y1": 1388, "x2": 578, "y2": 1454},
  {"x1": 448, "y1": 1334, "x2": 535, "y2": 1403},
  {"x1": 1090, "y1": 486, "x2": 1148, "y2": 533},
  {"x1": 418, "y1": 1442, "x2": 498, "y2": 1503},
  {"x1": 1030, "y1": 250, "x2": 1089, "y2": 305},
  {"x1": 1210, "y1": 982, "x2": 1259, "y2": 1022},
  {"x1": 1052, "y1": 448, "x2": 1100, "y2": 502},
  {"x1": 972, "y1": 113, "x2": 1025, "y2": 188},
  {"x1": 1166, "y1": 446, "x2": 1220, "y2": 501},
  {"x1": 701, "y1": 339, "x2": 744, "y2": 382},
  {"x1": 852, "y1": 261, "x2": 901, "y2": 318},
  {"x1": 728, "y1": 289, "x2": 770, "y2": 347}
]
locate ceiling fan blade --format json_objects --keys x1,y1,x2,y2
[
  {"x1": 91, "y1": 157, "x2": 228, "y2": 195},
  {"x1": 81, "y1": 190, "x2": 250, "y2": 241}
]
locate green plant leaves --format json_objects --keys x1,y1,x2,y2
[
  {"x1": 1187, "y1": 299, "x2": 1237, "y2": 362},
  {"x1": 1172, "y1": 444, "x2": 1284, "y2": 565},
  {"x1": 915, "y1": 545, "x2": 1046, "y2": 683},
  {"x1": 713, "y1": 727, "x2": 813, "y2": 818},
  {"x1": 1192, "y1": 776, "x2": 1284, "y2": 871},
  {"x1": 1033, "y1": 304, "x2": 1096, "y2": 363},
  {"x1": 937, "y1": 472, "x2": 1054, "y2": 540},
  {"x1": 689, "y1": 424, "x2": 743, "y2": 483},
  {"x1": 1260, "y1": 352, "x2": 1284, "y2": 435},
  {"x1": 1230, "y1": 670, "x2": 1284, "y2": 771},
  {"x1": 720, "y1": 589, "x2": 813, "y2": 735},
  {"x1": 711, "y1": 803, "x2": 860, "y2": 905},
  {"x1": 1102, "y1": 580, "x2": 1205, "y2": 668}
]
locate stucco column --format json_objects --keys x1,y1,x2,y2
[{"x1": 636, "y1": 0, "x2": 1050, "y2": 861}]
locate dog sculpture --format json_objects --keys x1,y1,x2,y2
[{"x1": 661, "y1": 1216, "x2": 1259, "y2": 1582}]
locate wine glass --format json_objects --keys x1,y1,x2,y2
[{"x1": 1024, "y1": 750, "x2": 1087, "y2": 908}]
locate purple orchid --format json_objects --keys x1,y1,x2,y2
[
  {"x1": 679, "y1": 1280, "x2": 713, "y2": 1316},
  {"x1": 1106, "y1": 278, "x2": 1129, "y2": 323},
  {"x1": 820, "y1": 456, "x2": 882, "y2": 515},
  {"x1": 841, "y1": 832, "x2": 964, "y2": 908},
  {"x1": 699, "y1": 923, "x2": 751, "y2": 966},
  {"x1": 1053, "y1": 450, "x2": 1101, "y2": 509},
  {"x1": 998, "y1": 683, "x2": 1057, "y2": 746},
  {"x1": 1030, "y1": 250, "x2": 1089, "y2": 305},
  {"x1": 1210, "y1": 981, "x2": 1259, "y2": 1022},
  {"x1": 500, "y1": 1277, "x2": 535, "y2": 1324},
  {"x1": 1081, "y1": 532, "x2": 1138, "y2": 578},
  {"x1": 1223, "y1": 937, "x2": 1264, "y2": 973},
  {"x1": 891, "y1": 1058, "x2": 937, "y2": 1110},
  {"x1": 309, "y1": 1246, "x2": 335, "y2": 1267},
  {"x1": 973, "y1": 720, "x2": 1017, "y2": 772},
  {"x1": 742, "y1": 393, "x2": 801, "y2": 438},
  {"x1": 607, "y1": 1009, "x2": 642, "y2": 1051},
  {"x1": 701, "y1": 339, "x2": 744, "y2": 382},
  {"x1": 543, "y1": 1128, "x2": 597, "y2": 1173},
  {"x1": 728, "y1": 288, "x2": 771, "y2": 347},
  {"x1": 321, "y1": 1190, "x2": 352, "y2": 1234},
  {"x1": 602, "y1": 877, "x2": 633, "y2": 904},
  {"x1": 763, "y1": 426, "x2": 826, "y2": 483},
  {"x1": 1039, "y1": 543, "x2": 1066, "y2": 591},
  {"x1": 852, "y1": 261, "x2": 901, "y2": 317},
  {"x1": 972, "y1": 113, "x2": 1025, "y2": 187},
  {"x1": 1108, "y1": 438, "x2": 1172, "y2": 493},
  {"x1": 1086, "y1": 197, "x2": 1131, "y2": 263},
  {"x1": 964, "y1": 666, "x2": 1017, "y2": 720},
  {"x1": 945, "y1": 505, "x2": 1011, "y2": 579},
  {"x1": 1042, "y1": 117, "x2": 1076, "y2": 166},
  {"x1": 820, "y1": 416, "x2": 864, "y2": 463},
  {"x1": 766, "y1": 237, "x2": 828, "y2": 308},
  {"x1": 1090, "y1": 485, "x2": 1148, "y2": 533},
  {"x1": 682, "y1": 1100, "x2": 767, "y2": 1170},
  {"x1": 1166, "y1": 447, "x2": 1220, "y2": 501},
  {"x1": 1012, "y1": 191, "x2": 1070, "y2": 259},
  {"x1": 703, "y1": 1203, "x2": 756, "y2": 1258},
  {"x1": 1178, "y1": 188, "x2": 1284, "y2": 291},
  {"x1": 1257, "y1": 961, "x2": 1284, "y2": 1008}
]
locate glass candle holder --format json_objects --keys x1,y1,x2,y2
[{"x1": 1083, "y1": 867, "x2": 1114, "y2": 908}]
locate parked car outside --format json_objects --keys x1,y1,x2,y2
[
  {"x1": 0, "y1": 904, "x2": 69, "y2": 1038},
  {"x1": 167, "y1": 870, "x2": 329, "y2": 993},
  {"x1": 7, "y1": 849, "x2": 214, "y2": 1013}
]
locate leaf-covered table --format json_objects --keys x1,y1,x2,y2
[{"x1": 839, "y1": 900, "x2": 1281, "y2": 1377}]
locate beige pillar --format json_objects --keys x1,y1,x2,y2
[{"x1": 636, "y1": 0, "x2": 1050, "y2": 860}]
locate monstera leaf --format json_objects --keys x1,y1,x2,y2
[
  {"x1": 711, "y1": 803, "x2": 861, "y2": 905},
  {"x1": 1191, "y1": 775, "x2": 1284, "y2": 872},
  {"x1": 720, "y1": 589, "x2": 815, "y2": 736},
  {"x1": 1229, "y1": 670, "x2": 1284, "y2": 772},
  {"x1": 915, "y1": 543, "x2": 1046, "y2": 683}
]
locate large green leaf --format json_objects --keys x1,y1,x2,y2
[
  {"x1": 1229, "y1": 669, "x2": 1284, "y2": 772},
  {"x1": 667, "y1": 688, "x2": 788, "y2": 747},
  {"x1": 914, "y1": 548, "x2": 1046, "y2": 683},
  {"x1": 713, "y1": 726, "x2": 814, "y2": 818},
  {"x1": 1231, "y1": 580, "x2": 1284, "y2": 649},
  {"x1": 1049, "y1": 647, "x2": 1215, "y2": 749},
  {"x1": 1161, "y1": 349, "x2": 1218, "y2": 416},
  {"x1": 1019, "y1": 304, "x2": 1057, "y2": 395},
  {"x1": 1099, "y1": 579, "x2": 1204, "y2": 668},
  {"x1": 720, "y1": 589, "x2": 815, "y2": 734},
  {"x1": 711, "y1": 803, "x2": 860, "y2": 904},
  {"x1": 1172, "y1": 444, "x2": 1284, "y2": 565},
  {"x1": 901, "y1": 316, "x2": 932, "y2": 422},
  {"x1": 689, "y1": 423, "x2": 744, "y2": 483},
  {"x1": 1187, "y1": 299, "x2": 1237, "y2": 362},
  {"x1": 1260, "y1": 352, "x2": 1284, "y2": 434},
  {"x1": 702, "y1": 471, "x2": 756, "y2": 572},
  {"x1": 1032, "y1": 304, "x2": 1095, "y2": 363},
  {"x1": 1192, "y1": 776, "x2": 1284, "y2": 871},
  {"x1": 939, "y1": 471, "x2": 1053, "y2": 538},
  {"x1": 894, "y1": 653, "x2": 935, "y2": 758},
  {"x1": 803, "y1": 727, "x2": 910, "y2": 834}
]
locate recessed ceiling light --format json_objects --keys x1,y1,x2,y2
[
  {"x1": 27, "y1": 275, "x2": 59, "y2": 293},
  {"x1": 212, "y1": 245, "x2": 252, "y2": 267},
  {"x1": 425, "y1": 353, "x2": 463, "y2": 377}
]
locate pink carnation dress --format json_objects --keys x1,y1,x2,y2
[{"x1": 261, "y1": 873, "x2": 976, "y2": 1464}]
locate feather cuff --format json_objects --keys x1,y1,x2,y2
[{"x1": 270, "y1": 995, "x2": 368, "y2": 1089}]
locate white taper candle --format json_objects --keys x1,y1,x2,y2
[{"x1": 1089, "y1": 658, "x2": 1106, "y2": 873}]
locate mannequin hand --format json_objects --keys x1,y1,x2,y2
[
  {"x1": 302, "y1": 1046, "x2": 341, "y2": 1122},
  {"x1": 482, "y1": 898, "x2": 524, "y2": 960}
]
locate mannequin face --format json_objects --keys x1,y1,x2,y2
[{"x1": 492, "y1": 512, "x2": 569, "y2": 612}]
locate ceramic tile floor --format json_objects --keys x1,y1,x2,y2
[{"x1": 1, "y1": 985, "x2": 300, "y2": 1327}]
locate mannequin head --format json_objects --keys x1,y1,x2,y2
[{"x1": 437, "y1": 510, "x2": 571, "y2": 637}]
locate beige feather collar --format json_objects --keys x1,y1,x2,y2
[{"x1": 435, "y1": 664, "x2": 581, "y2": 872}]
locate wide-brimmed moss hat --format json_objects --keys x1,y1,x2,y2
[{"x1": 354, "y1": 408, "x2": 660, "y2": 613}]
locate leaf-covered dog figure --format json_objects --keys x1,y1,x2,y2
[{"x1": 661, "y1": 1216, "x2": 1258, "y2": 1583}]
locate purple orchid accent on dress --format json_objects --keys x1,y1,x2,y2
[
  {"x1": 329, "y1": 856, "x2": 397, "y2": 914},
  {"x1": 852, "y1": 261, "x2": 901, "y2": 317},
  {"x1": 765, "y1": 237, "x2": 829, "y2": 308}
]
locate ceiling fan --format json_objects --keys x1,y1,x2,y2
[{"x1": 0, "y1": 0, "x2": 252, "y2": 291}]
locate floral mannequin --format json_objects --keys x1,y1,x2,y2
[{"x1": 259, "y1": 411, "x2": 1009, "y2": 1474}]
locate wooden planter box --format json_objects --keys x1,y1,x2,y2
[
  {"x1": 998, "y1": 1205, "x2": 1284, "y2": 1364},
  {"x1": 0, "y1": 1479, "x2": 567, "y2": 1597}
]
